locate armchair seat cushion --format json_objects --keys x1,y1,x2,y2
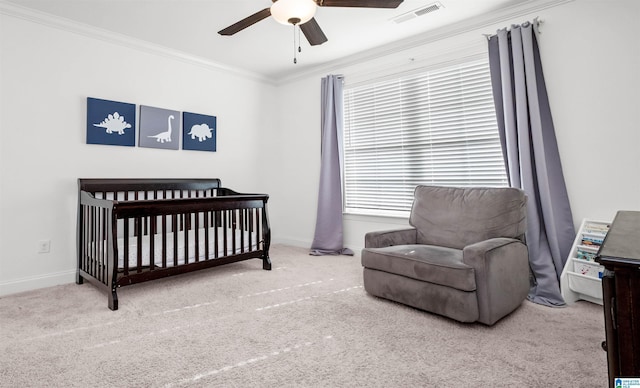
[{"x1": 362, "y1": 245, "x2": 476, "y2": 292}]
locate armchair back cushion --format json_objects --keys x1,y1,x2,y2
[{"x1": 409, "y1": 186, "x2": 527, "y2": 250}]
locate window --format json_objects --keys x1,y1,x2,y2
[{"x1": 342, "y1": 58, "x2": 508, "y2": 217}]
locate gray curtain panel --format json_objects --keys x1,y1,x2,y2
[
  {"x1": 488, "y1": 22, "x2": 575, "y2": 306},
  {"x1": 310, "y1": 75, "x2": 353, "y2": 256}
]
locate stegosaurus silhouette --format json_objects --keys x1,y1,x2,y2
[{"x1": 93, "y1": 112, "x2": 131, "y2": 135}]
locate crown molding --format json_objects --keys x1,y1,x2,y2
[
  {"x1": 274, "y1": 0, "x2": 575, "y2": 85},
  {"x1": 0, "y1": 0, "x2": 276, "y2": 85}
]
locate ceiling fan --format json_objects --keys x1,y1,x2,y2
[{"x1": 218, "y1": 0, "x2": 404, "y2": 46}]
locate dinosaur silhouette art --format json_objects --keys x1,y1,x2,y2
[
  {"x1": 93, "y1": 112, "x2": 131, "y2": 135},
  {"x1": 188, "y1": 123, "x2": 213, "y2": 142},
  {"x1": 148, "y1": 115, "x2": 174, "y2": 143}
]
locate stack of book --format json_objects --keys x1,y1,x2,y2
[
  {"x1": 578, "y1": 221, "x2": 610, "y2": 261},
  {"x1": 573, "y1": 221, "x2": 610, "y2": 278}
]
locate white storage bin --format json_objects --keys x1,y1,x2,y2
[
  {"x1": 573, "y1": 258, "x2": 604, "y2": 278},
  {"x1": 567, "y1": 272, "x2": 603, "y2": 300}
]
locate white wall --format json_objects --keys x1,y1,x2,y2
[
  {"x1": 271, "y1": 0, "x2": 640, "y2": 251},
  {"x1": 540, "y1": 0, "x2": 640, "y2": 223},
  {"x1": 0, "y1": 12, "x2": 276, "y2": 294}
]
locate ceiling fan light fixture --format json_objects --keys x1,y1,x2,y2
[{"x1": 271, "y1": 0, "x2": 317, "y2": 25}]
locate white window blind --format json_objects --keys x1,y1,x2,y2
[{"x1": 343, "y1": 59, "x2": 508, "y2": 217}]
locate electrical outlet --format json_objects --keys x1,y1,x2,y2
[{"x1": 38, "y1": 240, "x2": 51, "y2": 254}]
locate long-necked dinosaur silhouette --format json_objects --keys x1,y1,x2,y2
[{"x1": 148, "y1": 115, "x2": 174, "y2": 143}]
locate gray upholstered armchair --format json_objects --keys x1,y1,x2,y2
[{"x1": 361, "y1": 185, "x2": 529, "y2": 326}]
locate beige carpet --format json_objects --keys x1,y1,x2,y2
[{"x1": 0, "y1": 244, "x2": 607, "y2": 387}]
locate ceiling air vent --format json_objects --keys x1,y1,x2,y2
[{"x1": 391, "y1": 2, "x2": 443, "y2": 24}]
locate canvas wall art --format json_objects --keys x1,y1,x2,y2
[
  {"x1": 138, "y1": 105, "x2": 181, "y2": 150},
  {"x1": 86, "y1": 97, "x2": 136, "y2": 146},
  {"x1": 182, "y1": 112, "x2": 217, "y2": 152}
]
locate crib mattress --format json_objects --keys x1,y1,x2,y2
[{"x1": 109, "y1": 227, "x2": 257, "y2": 270}]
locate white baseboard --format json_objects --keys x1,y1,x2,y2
[
  {"x1": 271, "y1": 238, "x2": 363, "y2": 254},
  {"x1": 271, "y1": 237, "x2": 311, "y2": 249},
  {"x1": 0, "y1": 269, "x2": 76, "y2": 297}
]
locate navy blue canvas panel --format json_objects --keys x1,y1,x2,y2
[
  {"x1": 182, "y1": 111, "x2": 217, "y2": 152},
  {"x1": 86, "y1": 97, "x2": 136, "y2": 146}
]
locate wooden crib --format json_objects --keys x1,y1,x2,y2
[{"x1": 76, "y1": 178, "x2": 271, "y2": 310}]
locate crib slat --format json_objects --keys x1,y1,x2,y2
[
  {"x1": 162, "y1": 215, "x2": 167, "y2": 268},
  {"x1": 123, "y1": 219, "x2": 130, "y2": 276},
  {"x1": 91, "y1": 207, "x2": 96, "y2": 280},
  {"x1": 103, "y1": 208, "x2": 107, "y2": 281},
  {"x1": 223, "y1": 211, "x2": 228, "y2": 257},
  {"x1": 90, "y1": 206, "x2": 94, "y2": 275},
  {"x1": 253, "y1": 209, "x2": 258, "y2": 251},
  {"x1": 102, "y1": 207, "x2": 107, "y2": 283},
  {"x1": 86, "y1": 205, "x2": 91, "y2": 275},
  {"x1": 89, "y1": 206, "x2": 94, "y2": 273},
  {"x1": 184, "y1": 213, "x2": 190, "y2": 265},
  {"x1": 88, "y1": 206, "x2": 93, "y2": 278},
  {"x1": 179, "y1": 191, "x2": 184, "y2": 231},
  {"x1": 80, "y1": 205, "x2": 85, "y2": 274},
  {"x1": 93, "y1": 207, "x2": 98, "y2": 280},
  {"x1": 240, "y1": 209, "x2": 245, "y2": 254},
  {"x1": 248, "y1": 208, "x2": 254, "y2": 251},
  {"x1": 150, "y1": 216, "x2": 156, "y2": 271},
  {"x1": 97, "y1": 206, "x2": 101, "y2": 280},
  {"x1": 104, "y1": 208, "x2": 109, "y2": 282},
  {"x1": 95, "y1": 209, "x2": 107, "y2": 283},
  {"x1": 214, "y1": 211, "x2": 220, "y2": 259},
  {"x1": 136, "y1": 217, "x2": 143, "y2": 273},
  {"x1": 194, "y1": 212, "x2": 200, "y2": 262},
  {"x1": 82, "y1": 205, "x2": 88, "y2": 275},
  {"x1": 257, "y1": 209, "x2": 262, "y2": 251},
  {"x1": 232, "y1": 210, "x2": 237, "y2": 254},
  {"x1": 133, "y1": 192, "x2": 139, "y2": 238},
  {"x1": 172, "y1": 215, "x2": 178, "y2": 267},
  {"x1": 204, "y1": 211, "x2": 210, "y2": 261},
  {"x1": 143, "y1": 192, "x2": 149, "y2": 235},
  {"x1": 98, "y1": 207, "x2": 103, "y2": 281}
]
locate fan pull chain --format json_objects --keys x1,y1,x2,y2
[{"x1": 293, "y1": 24, "x2": 297, "y2": 64}]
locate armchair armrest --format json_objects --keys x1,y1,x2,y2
[
  {"x1": 463, "y1": 238, "x2": 530, "y2": 325},
  {"x1": 364, "y1": 228, "x2": 417, "y2": 248}
]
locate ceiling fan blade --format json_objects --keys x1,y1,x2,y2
[
  {"x1": 316, "y1": 0, "x2": 403, "y2": 8},
  {"x1": 300, "y1": 18, "x2": 328, "y2": 46},
  {"x1": 218, "y1": 8, "x2": 271, "y2": 36}
]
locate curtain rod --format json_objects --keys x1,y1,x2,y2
[{"x1": 483, "y1": 17, "x2": 543, "y2": 40}]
